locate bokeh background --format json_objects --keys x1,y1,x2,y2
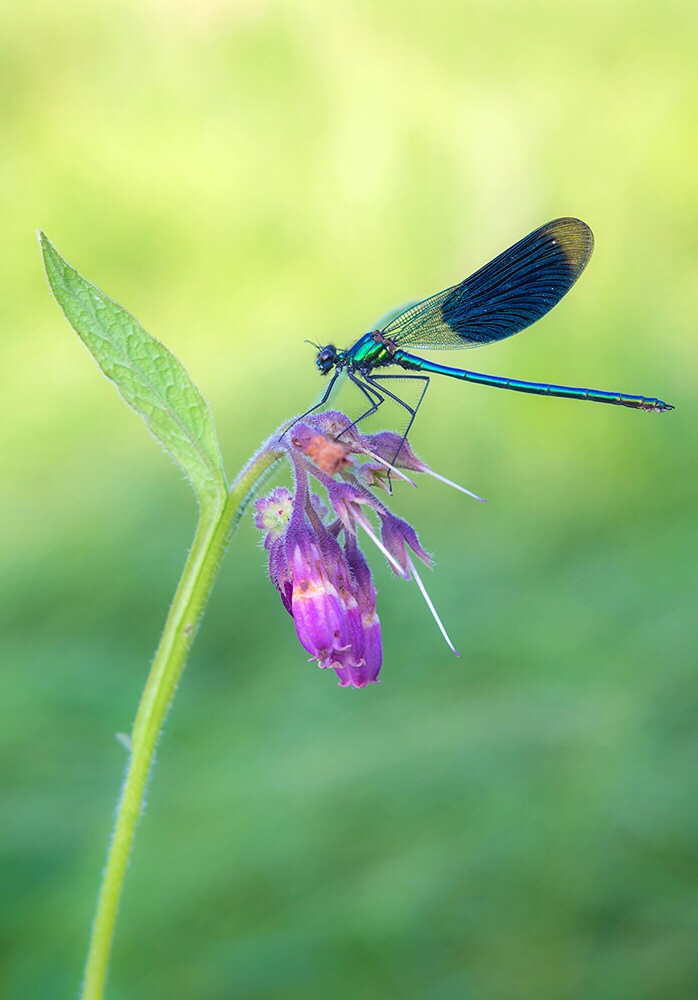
[{"x1": 2, "y1": 1, "x2": 697, "y2": 997}]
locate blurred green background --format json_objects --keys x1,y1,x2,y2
[{"x1": 2, "y1": 1, "x2": 697, "y2": 997}]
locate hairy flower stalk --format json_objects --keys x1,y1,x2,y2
[{"x1": 255, "y1": 411, "x2": 484, "y2": 687}]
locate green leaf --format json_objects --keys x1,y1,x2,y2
[{"x1": 39, "y1": 232, "x2": 227, "y2": 508}]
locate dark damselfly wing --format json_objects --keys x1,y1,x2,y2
[{"x1": 383, "y1": 218, "x2": 594, "y2": 350}]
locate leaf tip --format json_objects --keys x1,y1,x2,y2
[{"x1": 37, "y1": 230, "x2": 54, "y2": 266}]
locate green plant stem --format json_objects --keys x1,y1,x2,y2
[{"x1": 81, "y1": 444, "x2": 282, "y2": 1000}]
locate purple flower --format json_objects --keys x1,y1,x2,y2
[
  {"x1": 290, "y1": 535, "x2": 350, "y2": 662},
  {"x1": 336, "y1": 532, "x2": 381, "y2": 688},
  {"x1": 254, "y1": 410, "x2": 484, "y2": 688}
]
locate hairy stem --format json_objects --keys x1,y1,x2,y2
[{"x1": 81, "y1": 444, "x2": 282, "y2": 1000}]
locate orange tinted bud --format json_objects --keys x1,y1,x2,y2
[{"x1": 292, "y1": 430, "x2": 352, "y2": 475}]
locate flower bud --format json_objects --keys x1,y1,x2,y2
[
  {"x1": 254, "y1": 487, "x2": 293, "y2": 547},
  {"x1": 365, "y1": 432, "x2": 429, "y2": 473},
  {"x1": 380, "y1": 513, "x2": 433, "y2": 576}
]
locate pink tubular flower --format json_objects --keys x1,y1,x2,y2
[
  {"x1": 335, "y1": 532, "x2": 381, "y2": 688},
  {"x1": 290, "y1": 536, "x2": 350, "y2": 662},
  {"x1": 254, "y1": 410, "x2": 484, "y2": 688}
]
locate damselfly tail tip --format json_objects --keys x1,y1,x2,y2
[{"x1": 648, "y1": 398, "x2": 674, "y2": 412}]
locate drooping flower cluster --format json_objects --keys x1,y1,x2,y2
[{"x1": 254, "y1": 411, "x2": 484, "y2": 688}]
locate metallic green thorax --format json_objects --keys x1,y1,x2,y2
[{"x1": 341, "y1": 332, "x2": 396, "y2": 369}]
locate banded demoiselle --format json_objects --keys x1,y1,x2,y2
[{"x1": 303, "y1": 218, "x2": 673, "y2": 447}]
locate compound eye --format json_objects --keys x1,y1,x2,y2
[{"x1": 320, "y1": 348, "x2": 333, "y2": 364}]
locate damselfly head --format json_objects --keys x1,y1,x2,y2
[{"x1": 316, "y1": 345, "x2": 337, "y2": 376}]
